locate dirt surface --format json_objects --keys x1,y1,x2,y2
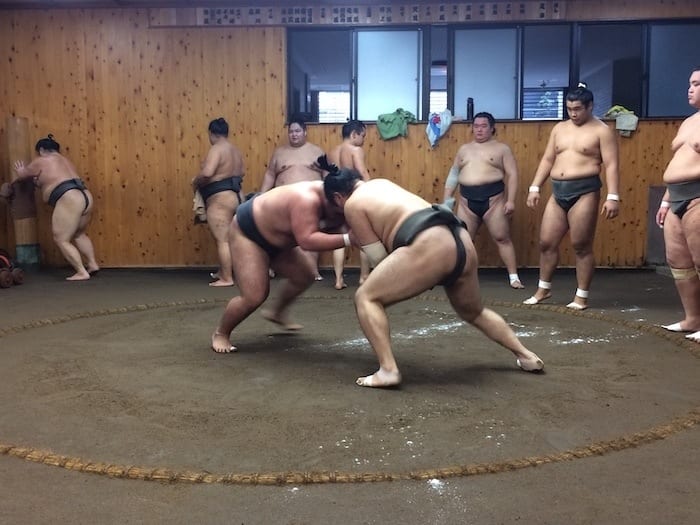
[{"x1": 1, "y1": 267, "x2": 698, "y2": 524}]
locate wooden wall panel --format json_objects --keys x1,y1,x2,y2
[
  {"x1": 0, "y1": 9, "x2": 286, "y2": 267},
  {"x1": 0, "y1": 7, "x2": 684, "y2": 271}
]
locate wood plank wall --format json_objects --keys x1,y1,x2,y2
[{"x1": 0, "y1": 7, "x2": 687, "y2": 270}]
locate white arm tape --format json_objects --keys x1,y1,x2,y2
[
  {"x1": 659, "y1": 200, "x2": 671, "y2": 209},
  {"x1": 528, "y1": 185, "x2": 540, "y2": 193},
  {"x1": 361, "y1": 241, "x2": 388, "y2": 268},
  {"x1": 445, "y1": 166, "x2": 459, "y2": 189},
  {"x1": 342, "y1": 233, "x2": 351, "y2": 247}
]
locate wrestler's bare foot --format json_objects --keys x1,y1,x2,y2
[
  {"x1": 523, "y1": 290, "x2": 551, "y2": 305},
  {"x1": 209, "y1": 279, "x2": 234, "y2": 287},
  {"x1": 66, "y1": 271, "x2": 90, "y2": 281},
  {"x1": 87, "y1": 265, "x2": 100, "y2": 276},
  {"x1": 211, "y1": 331, "x2": 236, "y2": 353},
  {"x1": 509, "y1": 279, "x2": 525, "y2": 289},
  {"x1": 356, "y1": 368, "x2": 402, "y2": 388},
  {"x1": 261, "y1": 309, "x2": 303, "y2": 330},
  {"x1": 334, "y1": 278, "x2": 347, "y2": 290},
  {"x1": 515, "y1": 352, "x2": 544, "y2": 372},
  {"x1": 314, "y1": 274, "x2": 323, "y2": 281}
]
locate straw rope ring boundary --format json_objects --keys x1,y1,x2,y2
[{"x1": 0, "y1": 294, "x2": 698, "y2": 486}]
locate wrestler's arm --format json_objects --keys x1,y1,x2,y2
[
  {"x1": 192, "y1": 148, "x2": 220, "y2": 187},
  {"x1": 259, "y1": 152, "x2": 278, "y2": 192},
  {"x1": 526, "y1": 128, "x2": 557, "y2": 208},
  {"x1": 443, "y1": 147, "x2": 463, "y2": 202},
  {"x1": 502, "y1": 144, "x2": 518, "y2": 215},
  {"x1": 13, "y1": 158, "x2": 41, "y2": 181},
  {"x1": 656, "y1": 188, "x2": 671, "y2": 228},
  {"x1": 599, "y1": 124, "x2": 621, "y2": 219},
  {"x1": 351, "y1": 147, "x2": 371, "y2": 181},
  {"x1": 291, "y1": 195, "x2": 348, "y2": 252}
]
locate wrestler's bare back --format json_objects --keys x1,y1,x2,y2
[
  {"x1": 345, "y1": 179, "x2": 430, "y2": 248},
  {"x1": 204, "y1": 141, "x2": 244, "y2": 183},
  {"x1": 26, "y1": 153, "x2": 82, "y2": 203}
]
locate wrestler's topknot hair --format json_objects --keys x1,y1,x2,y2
[
  {"x1": 35, "y1": 134, "x2": 60, "y2": 153},
  {"x1": 323, "y1": 168, "x2": 362, "y2": 202},
  {"x1": 566, "y1": 82, "x2": 594, "y2": 106},
  {"x1": 208, "y1": 117, "x2": 229, "y2": 137}
]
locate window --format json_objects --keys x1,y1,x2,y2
[
  {"x1": 356, "y1": 29, "x2": 422, "y2": 121},
  {"x1": 289, "y1": 20, "x2": 696, "y2": 122},
  {"x1": 453, "y1": 28, "x2": 519, "y2": 119},
  {"x1": 579, "y1": 24, "x2": 643, "y2": 117},
  {"x1": 288, "y1": 29, "x2": 352, "y2": 122},
  {"x1": 522, "y1": 25, "x2": 570, "y2": 119},
  {"x1": 648, "y1": 23, "x2": 700, "y2": 117},
  {"x1": 522, "y1": 88, "x2": 565, "y2": 120}
]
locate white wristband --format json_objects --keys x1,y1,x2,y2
[
  {"x1": 606, "y1": 193, "x2": 620, "y2": 202},
  {"x1": 659, "y1": 200, "x2": 671, "y2": 209},
  {"x1": 342, "y1": 233, "x2": 351, "y2": 247},
  {"x1": 528, "y1": 185, "x2": 540, "y2": 193}
]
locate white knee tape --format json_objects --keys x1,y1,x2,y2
[{"x1": 670, "y1": 267, "x2": 697, "y2": 280}]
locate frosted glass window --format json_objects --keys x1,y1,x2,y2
[
  {"x1": 649, "y1": 24, "x2": 700, "y2": 117},
  {"x1": 356, "y1": 30, "x2": 421, "y2": 121},
  {"x1": 579, "y1": 24, "x2": 642, "y2": 117},
  {"x1": 453, "y1": 28, "x2": 518, "y2": 120}
]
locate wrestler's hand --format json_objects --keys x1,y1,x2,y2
[
  {"x1": 504, "y1": 201, "x2": 515, "y2": 216},
  {"x1": 526, "y1": 191, "x2": 540, "y2": 209},
  {"x1": 13, "y1": 160, "x2": 25, "y2": 174},
  {"x1": 656, "y1": 205, "x2": 669, "y2": 229},
  {"x1": 601, "y1": 200, "x2": 619, "y2": 219}
]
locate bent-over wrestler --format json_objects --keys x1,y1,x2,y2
[
  {"x1": 325, "y1": 169, "x2": 544, "y2": 388},
  {"x1": 13, "y1": 134, "x2": 99, "y2": 281},
  {"x1": 211, "y1": 180, "x2": 351, "y2": 353}
]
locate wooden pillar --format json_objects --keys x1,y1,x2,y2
[{"x1": 6, "y1": 116, "x2": 40, "y2": 269}]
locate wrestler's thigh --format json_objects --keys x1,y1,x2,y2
[
  {"x1": 51, "y1": 194, "x2": 84, "y2": 241},
  {"x1": 206, "y1": 195, "x2": 238, "y2": 239},
  {"x1": 538, "y1": 197, "x2": 569, "y2": 244},
  {"x1": 359, "y1": 230, "x2": 456, "y2": 307},
  {"x1": 567, "y1": 192, "x2": 599, "y2": 247},
  {"x1": 681, "y1": 199, "x2": 700, "y2": 266},
  {"x1": 456, "y1": 195, "x2": 480, "y2": 238},
  {"x1": 444, "y1": 231, "x2": 483, "y2": 316},
  {"x1": 663, "y1": 212, "x2": 692, "y2": 266},
  {"x1": 229, "y1": 227, "x2": 271, "y2": 298},
  {"x1": 482, "y1": 193, "x2": 512, "y2": 241}
]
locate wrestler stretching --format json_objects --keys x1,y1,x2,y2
[{"x1": 13, "y1": 134, "x2": 99, "y2": 281}]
